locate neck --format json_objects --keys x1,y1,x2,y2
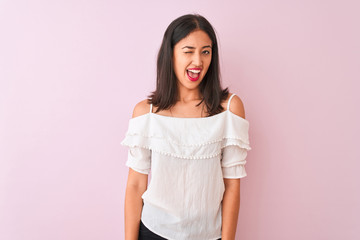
[{"x1": 177, "y1": 88, "x2": 202, "y2": 104}]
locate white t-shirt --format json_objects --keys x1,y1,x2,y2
[{"x1": 121, "y1": 93, "x2": 251, "y2": 240}]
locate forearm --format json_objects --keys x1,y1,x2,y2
[
  {"x1": 124, "y1": 185, "x2": 146, "y2": 240},
  {"x1": 221, "y1": 179, "x2": 240, "y2": 240}
]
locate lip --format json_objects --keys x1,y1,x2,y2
[{"x1": 186, "y1": 68, "x2": 201, "y2": 82}]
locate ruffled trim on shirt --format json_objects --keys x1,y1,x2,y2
[
  {"x1": 220, "y1": 144, "x2": 248, "y2": 178},
  {"x1": 126, "y1": 146, "x2": 151, "y2": 174},
  {"x1": 121, "y1": 111, "x2": 251, "y2": 159},
  {"x1": 121, "y1": 134, "x2": 250, "y2": 159},
  {"x1": 222, "y1": 164, "x2": 247, "y2": 178}
]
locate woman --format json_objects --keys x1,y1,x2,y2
[{"x1": 121, "y1": 14, "x2": 251, "y2": 240}]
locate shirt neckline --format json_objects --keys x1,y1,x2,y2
[
  {"x1": 150, "y1": 109, "x2": 228, "y2": 120},
  {"x1": 129, "y1": 109, "x2": 248, "y2": 123}
]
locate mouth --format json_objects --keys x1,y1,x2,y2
[{"x1": 186, "y1": 68, "x2": 202, "y2": 82}]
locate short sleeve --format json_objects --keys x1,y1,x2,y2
[
  {"x1": 221, "y1": 145, "x2": 248, "y2": 179},
  {"x1": 121, "y1": 117, "x2": 152, "y2": 175},
  {"x1": 125, "y1": 146, "x2": 151, "y2": 174}
]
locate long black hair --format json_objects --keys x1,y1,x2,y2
[{"x1": 148, "y1": 14, "x2": 229, "y2": 116}]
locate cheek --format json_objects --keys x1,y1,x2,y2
[
  {"x1": 174, "y1": 61, "x2": 183, "y2": 73},
  {"x1": 203, "y1": 57, "x2": 212, "y2": 72},
  {"x1": 173, "y1": 61, "x2": 187, "y2": 80},
  {"x1": 174, "y1": 56, "x2": 185, "y2": 71},
  {"x1": 176, "y1": 61, "x2": 188, "y2": 75},
  {"x1": 207, "y1": 55, "x2": 212, "y2": 66}
]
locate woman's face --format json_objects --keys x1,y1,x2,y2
[{"x1": 173, "y1": 30, "x2": 212, "y2": 92}]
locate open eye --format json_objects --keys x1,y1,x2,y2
[{"x1": 203, "y1": 50, "x2": 211, "y2": 55}]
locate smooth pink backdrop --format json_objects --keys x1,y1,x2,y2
[{"x1": 1, "y1": 0, "x2": 359, "y2": 239}]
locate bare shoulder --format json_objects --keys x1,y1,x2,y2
[
  {"x1": 132, "y1": 99, "x2": 151, "y2": 118},
  {"x1": 227, "y1": 92, "x2": 246, "y2": 119}
]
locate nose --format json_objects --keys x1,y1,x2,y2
[{"x1": 192, "y1": 52, "x2": 202, "y2": 66}]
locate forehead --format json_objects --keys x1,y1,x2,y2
[{"x1": 176, "y1": 30, "x2": 212, "y2": 47}]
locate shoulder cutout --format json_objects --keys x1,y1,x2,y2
[
  {"x1": 132, "y1": 99, "x2": 151, "y2": 118},
  {"x1": 228, "y1": 94, "x2": 246, "y2": 119}
]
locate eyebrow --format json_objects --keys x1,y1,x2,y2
[{"x1": 182, "y1": 45, "x2": 212, "y2": 49}]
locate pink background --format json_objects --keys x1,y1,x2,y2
[{"x1": 1, "y1": 0, "x2": 359, "y2": 239}]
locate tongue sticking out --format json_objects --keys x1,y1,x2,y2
[{"x1": 188, "y1": 71, "x2": 199, "y2": 78}]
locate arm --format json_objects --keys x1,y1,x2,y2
[
  {"x1": 125, "y1": 99, "x2": 152, "y2": 239},
  {"x1": 221, "y1": 178, "x2": 241, "y2": 240},
  {"x1": 221, "y1": 93, "x2": 246, "y2": 239},
  {"x1": 125, "y1": 169, "x2": 148, "y2": 240}
]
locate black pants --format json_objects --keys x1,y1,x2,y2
[{"x1": 138, "y1": 221, "x2": 221, "y2": 240}]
